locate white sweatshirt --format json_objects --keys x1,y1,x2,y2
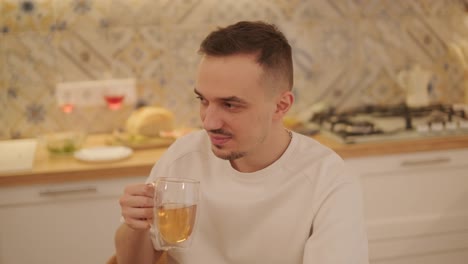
[{"x1": 147, "y1": 130, "x2": 369, "y2": 264}]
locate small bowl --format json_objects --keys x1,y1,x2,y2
[{"x1": 40, "y1": 131, "x2": 87, "y2": 155}]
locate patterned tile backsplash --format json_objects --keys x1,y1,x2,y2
[{"x1": 0, "y1": 0, "x2": 467, "y2": 139}]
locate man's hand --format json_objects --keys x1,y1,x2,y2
[{"x1": 119, "y1": 183, "x2": 154, "y2": 230}]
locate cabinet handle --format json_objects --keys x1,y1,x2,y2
[
  {"x1": 39, "y1": 186, "x2": 98, "y2": 197},
  {"x1": 400, "y1": 157, "x2": 451, "y2": 167}
]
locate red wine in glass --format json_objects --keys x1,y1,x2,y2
[{"x1": 104, "y1": 95, "x2": 125, "y2": 110}]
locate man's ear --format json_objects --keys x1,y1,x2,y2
[{"x1": 273, "y1": 91, "x2": 294, "y2": 120}]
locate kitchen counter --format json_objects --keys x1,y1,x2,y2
[
  {"x1": 1, "y1": 133, "x2": 468, "y2": 187},
  {"x1": 0, "y1": 135, "x2": 166, "y2": 187},
  {"x1": 315, "y1": 133, "x2": 468, "y2": 158}
]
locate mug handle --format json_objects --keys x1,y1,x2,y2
[{"x1": 148, "y1": 180, "x2": 165, "y2": 250}]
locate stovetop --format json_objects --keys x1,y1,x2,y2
[{"x1": 310, "y1": 104, "x2": 468, "y2": 144}]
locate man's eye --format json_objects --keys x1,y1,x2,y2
[
  {"x1": 224, "y1": 102, "x2": 237, "y2": 109},
  {"x1": 196, "y1": 96, "x2": 208, "y2": 105}
]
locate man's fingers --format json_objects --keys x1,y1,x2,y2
[
  {"x1": 122, "y1": 207, "x2": 154, "y2": 220},
  {"x1": 124, "y1": 183, "x2": 154, "y2": 197},
  {"x1": 123, "y1": 217, "x2": 152, "y2": 230},
  {"x1": 119, "y1": 183, "x2": 155, "y2": 230},
  {"x1": 120, "y1": 194, "x2": 154, "y2": 208}
]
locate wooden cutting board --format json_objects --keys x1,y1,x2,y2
[
  {"x1": 106, "y1": 133, "x2": 175, "y2": 150},
  {"x1": 0, "y1": 139, "x2": 37, "y2": 174}
]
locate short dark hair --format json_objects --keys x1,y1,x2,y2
[{"x1": 199, "y1": 21, "x2": 293, "y2": 91}]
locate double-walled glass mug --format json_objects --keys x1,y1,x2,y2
[{"x1": 152, "y1": 177, "x2": 200, "y2": 250}]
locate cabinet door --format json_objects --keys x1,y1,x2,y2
[
  {"x1": 0, "y1": 176, "x2": 147, "y2": 264},
  {"x1": 345, "y1": 149, "x2": 468, "y2": 264}
]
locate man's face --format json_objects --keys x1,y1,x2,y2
[{"x1": 195, "y1": 54, "x2": 277, "y2": 161}]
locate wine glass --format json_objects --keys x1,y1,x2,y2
[
  {"x1": 58, "y1": 90, "x2": 75, "y2": 114},
  {"x1": 152, "y1": 177, "x2": 200, "y2": 250},
  {"x1": 103, "y1": 86, "x2": 126, "y2": 111}
]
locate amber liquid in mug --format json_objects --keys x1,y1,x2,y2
[{"x1": 156, "y1": 203, "x2": 197, "y2": 244}]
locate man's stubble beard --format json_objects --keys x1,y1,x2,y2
[
  {"x1": 211, "y1": 144, "x2": 247, "y2": 161},
  {"x1": 207, "y1": 128, "x2": 249, "y2": 160},
  {"x1": 210, "y1": 130, "x2": 268, "y2": 161}
]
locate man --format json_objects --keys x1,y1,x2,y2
[{"x1": 115, "y1": 21, "x2": 369, "y2": 264}]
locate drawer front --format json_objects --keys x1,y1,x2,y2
[
  {"x1": 0, "y1": 176, "x2": 147, "y2": 207},
  {"x1": 344, "y1": 148, "x2": 468, "y2": 175},
  {"x1": 344, "y1": 148, "x2": 468, "y2": 263}
]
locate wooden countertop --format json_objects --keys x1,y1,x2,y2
[
  {"x1": 314, "y1": 133, "x2": 468, "y2": 159},
  {"x1": 1, "y1": 133, "x2": 468, "y2": 187},
  {"x1": 0, "y1": 135, "x2": 166, "y2": 187}
]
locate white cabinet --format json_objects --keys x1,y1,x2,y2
[
  {"x1": 0, "y1": 176, "x2": 147, "y2": 264},
  {"x1": 345, "y1": 149, "x2": 468, "y2": 264}
]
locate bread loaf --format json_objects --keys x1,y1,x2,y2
[{"x1": 125, "y1": 107, "x2": 174, "y2": 137}]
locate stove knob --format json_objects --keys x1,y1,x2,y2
[
  {"x1": 431, "y1": 122, "x2": 444, "y2": 132},
  {"x1": 445, "y1": 122, "x2": 457, "y2": 131},
  {"x1": 460, "y1": 121, "x2": 468, "y2": 130},
  {"x1": 416, "y1": 124, "x2": 430, "y2": 133}
]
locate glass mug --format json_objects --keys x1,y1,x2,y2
[{"x1": 152, "y1": 177, "x2": 200, "y2": 250}]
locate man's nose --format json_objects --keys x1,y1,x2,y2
[{"x1": 202, "y1": 105, "x2": 223, "y2": 131}]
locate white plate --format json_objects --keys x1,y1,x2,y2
[{"x1": 74, "y1": 146, "x2": 133, "y2": 162}]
